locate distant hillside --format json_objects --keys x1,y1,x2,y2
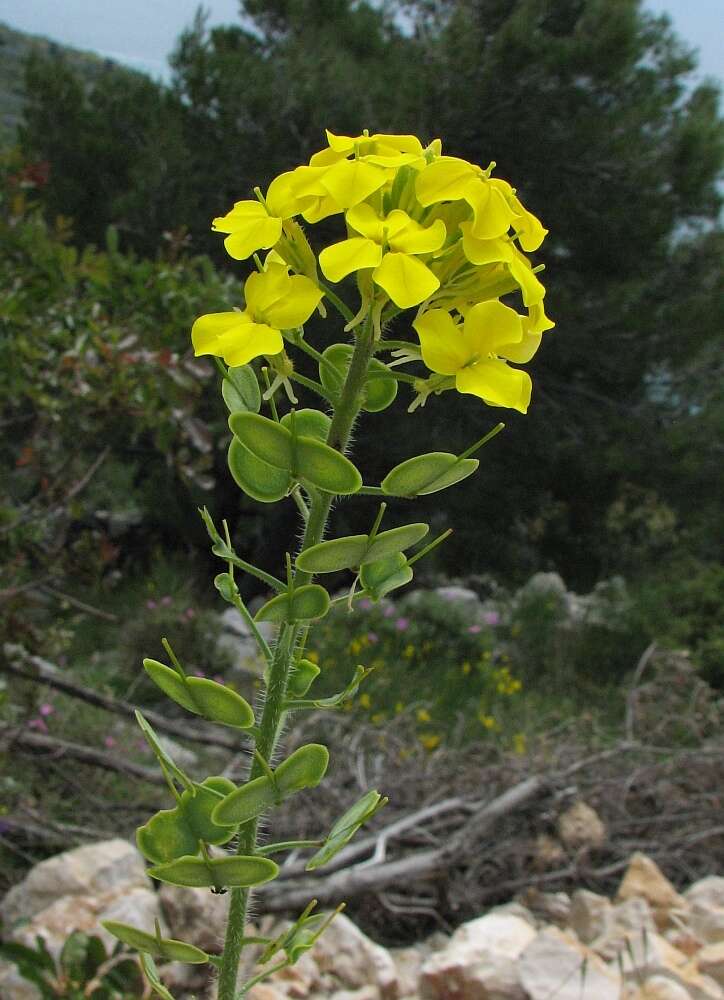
[{"x1": 0, "y1": 22, "x2": 145, "y2": 143}]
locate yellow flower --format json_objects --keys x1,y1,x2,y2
[
  {"x1": 416, "y1": 707, "x2": 432, "y2": 723},
  {"x1": 478, "y1": 713, "x2": 496, "y2": 730},
  {"x1": 413, "y1": 302, "x2": 533, "y2": 412},
  {"x1": 211, "y1": 172, "x2": 310, "y2": 261},
  {"x1": 191, "y1": 263, "x2": 322, "y2": 367},
  {"x1": 359, "y1": 693, "x2": 372, "y2": 709},
  {"x1": 420, "y1": 733, "x2": 442, "y2": 751},
  {"x1": 306, "y1": 651, "x2": 319, "y2": 664},
  {"x1": 319, "y1": 203, "x2": 446, "y2": 308},
  {"x1": 462, "y1": 661, "x2": 472, "y2": 675},
  {"x1": 513, "y1": 733, "x2": 527, "y2": 755},
  {"x1": 416, "y1": 157, "x2": 517, "y2": 241},
  {"x1": 394, "y1": 701, "x2": 404, "y2": 714},
  {"x1": 403, "y1": 643, "x2": 415, "y2": 659}
]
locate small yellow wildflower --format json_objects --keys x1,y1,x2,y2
[
  {"x1": 371, "y1": 712, "x2": 385, "y2": 725},
  {"x1": 306, "y1": 650, "x2": 319, "y2": 664},
  {"x1": 394, "y1": 701, "x2": 404, "y2": 714},
  {"x1": 420, "y1": 733, "x2": 442, "y2": 751},
  {"x1": 478, "y1": 713, "x2": 497, "y2": 730},
  {"x1": 513, "y1": 733, "x2": 527, "y2": 755},
  {"x1": 359, "y1": 693, "x2": 372, "y2": 709},
  {"x1": 461, "y1": 661, "x2": 472, "y2": 675},
  {"x1": 403, "y1": 643, "x2": 415, "y2": 660},
  {"x1": 416, "y1": 707, "x2": 432, "y2": 723}
]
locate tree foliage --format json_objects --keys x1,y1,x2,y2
[{"x1": 13, "y1": 0, "x2": 724, "y2": 585}]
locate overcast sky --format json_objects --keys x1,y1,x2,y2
[{"x1": 2, "y1": 0, "x2": 722, "y2": 85}]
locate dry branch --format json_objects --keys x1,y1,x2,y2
[
  {"x1": 1, "y1": 724, "x2": 166, "y2": 786},
  {"x1": 2, "y1": 643, "x2": 243, "y2": 751}
]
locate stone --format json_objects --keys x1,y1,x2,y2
[
  {"x1": 616, "y1": 931, "x2": 724, "y2": 1000},
  {"x1": 310, "y1": 913, "x2": 398, "y2": 999},
  {"x1": 630, "y1": 977, "x2": 696, "y2": 999},
  {"x1": 420, "y1": 912, "x2": 536, "y2": 1000},
  {"x1": 518, "y1": 927, "x2": 621, "y2": 1000},
  {"x1": 515, "y1": 889, "x2": 570, "y2": 927},
  {"x1": 489, "y1": 901, "x2": 537, "y2": 928},
  {"x1": 616, "y1": 853, "x2": 688, "y2": 929},
  {"x1": 569, "y1": 889, "x2": 613, "y2": 944},
  {"x1": 691, "y1": 904, "x2": 724, "y2": 946},
  {"x1": 557, "y1": 801, "x2": 606, "y2": 850},
  {"x1": 11, "y1": 886, "x2": 163, "y2": 960},
  {"x1": 329, "y1": 988, "x2": 380, "y2": 1000},
  {"x1": 389, "y1": 947, "x2": 424, "y2": 998},
  {"x1": 687, "y1": 878, "x2": 724, "y2": 911},
  {"x1": 2, "y1": 838, "x2": 148, "y2": 930},
  {"x1": 159, "y1": 882, "x2": 230, "y2": 953},
  {"x1": 699, "y1": 943, "x2": 724, "y2": 987},
  {"x1": 434, "y1": 586, "x2": 480, "y2": 605},
  {"x1": 248, "y1": 985, "x2": 289, "y2": 1000}
]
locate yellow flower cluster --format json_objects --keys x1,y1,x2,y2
[{"x1": 192, "y1": 129, "x2": 554, "y2": 413}]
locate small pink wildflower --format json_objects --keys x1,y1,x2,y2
[
  {"x1": 383, "y1": 604, "x2": 395, "y2": 618},
  {"x1": 104, "y1": 736, "x2": 116, "y2": 749},
  {"x1": 358, "y1": 598, "x2": 372, "y2": 610},
  {"x1": 366, "y1": 631, "x2": 379, "y2": 644},
  {"x1": 28, "y1": 718, "x2": 48, "y2": 733},
  {"x1": 185, "y1": 607, "x2": 196, "y2": 620},
  {"x1": 39, "y1": 703, "x2": 55, "y2": 716},
  {"x1": 483, "y1": 610, "x2": 500, "y2": 626},
  {"x1": 146, "y1": 599, "x2": 157, "y2": 610},
  {"x1": 395, "y1": 617, "x2": 410, "y2": 632},
  {"x1": 160, "y1": 595, "x2": 173, "y2": 607}
]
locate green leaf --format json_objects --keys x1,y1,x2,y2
[
  {"x1": 289, "y1": 665, "x2": 370, "y2": 709},
  {"x1": 275, "y1": 743, "x2": 329, "y2": 795},
  {"x1": 281, "y1": 408, "x2": 331, "y2": 441},
  {"x1": 255, "y1": 584, "x2": 331, "y2": 623},
  {"x1": 135, "y1": 710, "x2": 194, "y2": 793},
  {"x1": 230, "y1": 411, "x2": 361, "y2": 495},
  {"x1": 212, "y1": 744, "x2": 329, "y2": 826},
  {"x1": 143, "y1": 659, "x2": 197, "y2": 713},
  {"x1": 185, "y1": 677, "x2": 254, "y2": 728},
  {"x1": 295, "y1": 535, "x2": 369, "y2": 574},
  {"x1": 381, "y1": 452, "x2": 479, "y2": 497},
  {"x1": 288, "y1": 658, "x2": 320, "y2": 697},
  {"x1": 102, "y1": 921, "x2": 209, "y2": 964},
  {"x1": 229, "y1": 412, "x2": 293, "y2": 469},
  {"x1": 222, "y1": 364, "x2": 261, "y2": 414},
  {"x1": 211, "y1": 773, "x2": 277, "y2": 827},
  {"x1": 359, "y1": 551, "x2": 413, "y2": 601},
  {"x1": 295, "y1": 437, "x2": 363, "y2": 494},
  {"x1": 137, "y1": 777, "x2": 238, "y2": 864},
  {"x1": 319, "y1": 344, "x2": 398, "y2": 412},
  {"x1": 147, "y1": 854, "x2": 278, "y2": 889},
  {"x1": 364, "y1": 523, "x2": 429, "y2": 563},
  {"x1": 139, "y1": 953, "x2": 177, "y2": 1000},
  {"x1": 296, "y1": 523, "x2": 428, "y2": 574},
  {"x1": 228, "y1": 437, "x2": 290, "y2": 503},
  {"x1": 143, "y1": 660, "x2": 254, "y2": 728},
  {"x1": 306, "y1": 790, "x2": 387, "y2": 870}
]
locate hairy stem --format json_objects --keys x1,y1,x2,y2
[{"x1": 216, "y1": 319, "x2": 376, "y2": 1000}]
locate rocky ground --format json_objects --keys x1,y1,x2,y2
[{"x1": 2, "y1": 838, "x2": 724, "y2": 999}]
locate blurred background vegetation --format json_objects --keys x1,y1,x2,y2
[{"x1": 1, "y1": 0, "x2": 723, "y2": 890}]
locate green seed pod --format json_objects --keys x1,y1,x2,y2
[
  {"x1": 255, "y1": 584, "x2": 331, "y2": 623},
  {"x1": 147, "y1": 854, "x2": 278, "y2": 889},
  {"x1": 381, "y1": 452, "x2": 479, "y2": 497},
  {"x1": 102, "y1": 921, "x2": 209, "y2": 964}
]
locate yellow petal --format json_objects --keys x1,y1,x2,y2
[
  {"x1": 413, "y1": 309, "x2": 472, "y2": 375},
  {"x1": 389, "y1": 217, "x2": 447, "y2": 256},
  {"x1": 301, "y1": 195, "x2": 343, "y2": 223},
  {"x1": 415, "y1": 157, "x2": 477, "y2": 207},
  {"x1": 319, "y1": 238, "x2": 382, "y2": 283},
  {"x1": 498, "y1": 331, "x2": 542, "y2": 363},
  {"x1": 460, "y1": 225, "x2": 513, "y2": 266},
  {"x1": 455, "y1": 360, "x2": 532, "y2": 413},
  {"x1": 463, "y1": 300, "x2": 523, "y2": 354},
  {"x1": 507, "y1": 246, "x2": 546, "y2": 306},
  {"x1": 265, "y1": 171, "x2": 306, "y2": 219},
  {"x1": 243, "y1": 263, "x2": 290, "y2": 316},
  {"x1": 525, "y1": 302, "x2": 555, "y2": 334},
  {"x1": 346, "y1": 203, "x2": 385, "y2": 242},
  {"x1": 264, "y1": 275, "x2": 323, "y2": 329},
  {"x1": 320, "y1": 158, "x2": 388, "y2": 208},
  {"x1": 373, "y1": 253, "x2": 440, "y2": 309},
  {"x1": 511, "y1": 192, "x2": 548, "y2": 251},
  {"x1": 309, "y1": 146, "x2": 347, "y2": 167},
  {"x1": 223, "y1": 216, "x2": 283, "y2": 260},
  {"x1": 191, "y1": 312, "x2": 283, "y2": 366},
  {"x1": 466, "y1": 183, "x2": 516, "y2": 241},
  {"x1": 370, "y1": 133, "x2": 424, "y2": 156},
  {"x1": 212, "y1": 200, "x2": 267, "y2": 233}
]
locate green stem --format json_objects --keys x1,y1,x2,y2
[
  {"x1": 215, "y1": 319, "x2": 377, "y2": 1000},
  {"x1": 318, "y1": 281, "x2": 354, "y2": 323}
]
